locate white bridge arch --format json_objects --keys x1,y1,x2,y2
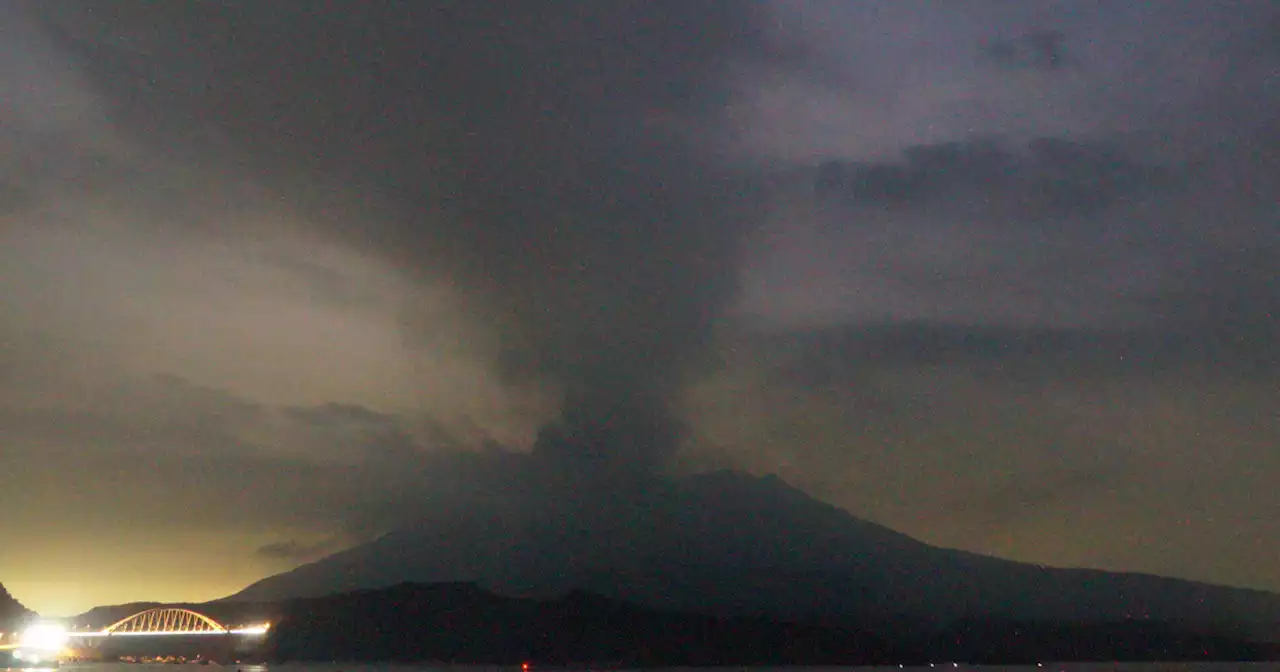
[
  {"x1": 71, "y1": 608, "x2": 270, "y2": 638},
  {"x1": 104, "y1": 608, "x2": 229, "y2": 635}
]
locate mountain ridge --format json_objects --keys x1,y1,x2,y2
[
  {"x1": 228, "y1": 470, "x2": 1280, "y2": 640},
  {"x1": 0, "y1": 583, "x2": 36, "y2": 631},
  {"x1": 262, "y1": 581, "x2": 1279, "y2": 665},
  {"x1": 66, "y1": 581, "x2": 1280, "y2": 664}
]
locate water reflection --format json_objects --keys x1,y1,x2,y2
[{"x1": 36, "y1": 663, "x2": 1280, "y2": 672}]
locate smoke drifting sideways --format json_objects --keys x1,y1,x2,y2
[{"x1": 37, "y1": 2, "x2": 765, "y2": 479}]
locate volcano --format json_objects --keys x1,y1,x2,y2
[{"x1": 230, "y1": 471, "x2": 1280, "y2": 640}]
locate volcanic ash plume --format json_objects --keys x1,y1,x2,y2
[{"x1": 40, "y1": 1, "x2": 763, "y2": 474}]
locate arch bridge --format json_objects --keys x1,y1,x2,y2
[{"x1": 76, "y1": 608, "x2": 269, "y2": 638}]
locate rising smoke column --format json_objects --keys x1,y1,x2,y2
[{"x1": 37, "y1": 1, "x2": 763, "y2": 475}]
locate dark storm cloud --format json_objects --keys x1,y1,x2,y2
[
  {"x1": 735, "y1": 2, "x2": 1279, "y2": 584},
  {"x1": 981, "y1": 29, "x2": 1072, "y2": 71},
  {"x1": 814, "y1": 137, "x2": 1175, "y2": 215},
  {"x1": 36, "y1": 1, "x2": 767, "y2": 476},
  {"x1": 769, "y1": 323, "x2": 1204, "y2": 388},
  {"x1": 255, "y1": 540, "x2": 342, "y2": 562}
]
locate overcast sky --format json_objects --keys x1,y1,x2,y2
[{"x1": 1, "y1": 1, "x2": 1277, "y2": 616}]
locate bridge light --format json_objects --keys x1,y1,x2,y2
[
  {"x1": 230, "y1": 623, "x2": 271, "y2": 636},
  {"x1": 20, "y1": 622, "x2": 69, "y2": 652}
]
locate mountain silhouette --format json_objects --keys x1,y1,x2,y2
[
  {"x1": 0, "y1": 583, "x2": 35, "y2": 631},
  {"x1": 262, "y1": 582, "x2": 1277, "y2": 665},
  {"x1": 266, "y1": 582, "x2": 894, "y2": 665},
  {"x1": 230, "y1": 471, "x2": 1280, "y2": 640}
]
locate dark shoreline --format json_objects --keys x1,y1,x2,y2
[{"x1": 257, "y1": 583, "x2": 1280, "y2": 667}]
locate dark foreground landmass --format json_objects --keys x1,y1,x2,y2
[
  {"x1": 261, "y1": 582, "x2": 1280, "y2": 666},
  {"x1": 265, "y1": 582, "x2": 886, "y2": 666}
]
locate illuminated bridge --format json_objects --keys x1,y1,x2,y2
[
  {"x1": 73, "y1": 608, "x2": 270, "y2": 638},
  {"x1": 3, "y1": 609, "x2": 269, "y2": 664}
]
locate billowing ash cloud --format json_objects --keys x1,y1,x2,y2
[{"x1": 37, "y1": 2, "x2": 764, "y2": 475}]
